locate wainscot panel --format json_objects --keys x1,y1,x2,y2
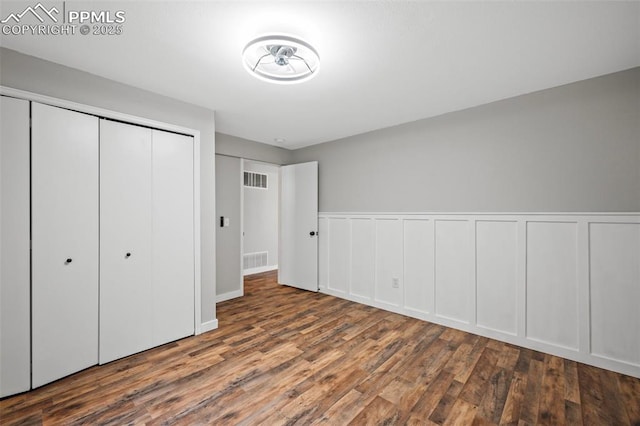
[{"x1": 319, "y1": 212, "x2": 640, "y2": 379}]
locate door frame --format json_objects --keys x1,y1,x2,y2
[
  {"x1": 0, "y1": 86, "x2": 207, "y2": 335},
  {"x1": 240, "y1": 158, "x2": 245, "y2": 296}
]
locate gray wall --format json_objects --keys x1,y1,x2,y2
[
  {"x1": 215, "y1": 155, "x2": 242, "y2": 297},
  {"x1": 293, "y1": 67, "x2": 640, "y2": 213},
  {"x1": 243, "y1": 161, "x2": 279, "y2": 270},
  {"x1": 0, "y1": 48, "x2": 218, "y2": 324},
  {"x1": 217, "y1": 133, "x2": 293, "y2": 165}
]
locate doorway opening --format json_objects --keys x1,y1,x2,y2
[{"x1": 241, "y1": 160, "x2": 280, "y2": 278}]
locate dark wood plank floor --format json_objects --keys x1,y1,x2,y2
[{"x1": 2, "y1": 270, "x2": 639, "y2": 425}]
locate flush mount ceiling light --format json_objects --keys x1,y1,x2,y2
[{"x1": 242, "y1": 35, "x2": 319, "y2": 84}]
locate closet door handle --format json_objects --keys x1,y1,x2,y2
[
  {"x1": 125, "y1": 252, "x2": 131, "y2": 258},
  {"x1": 66, "y1": 258, "x2": 73, "y2": 264}
]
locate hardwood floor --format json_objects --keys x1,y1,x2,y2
[{"x1": 2, "y1": 270, "x2": 639, "y2": 425}]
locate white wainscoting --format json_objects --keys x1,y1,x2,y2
[{"x1": 318, "y1": 212, "x2": 640, "y2": 378}]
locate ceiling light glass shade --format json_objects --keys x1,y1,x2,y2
[{"x1": 242, "y1": 35, "x2": 320, "y2": 84}]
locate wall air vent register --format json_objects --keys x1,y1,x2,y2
[{"x1": 244, "y1": 171, "x2": 268, "y2": 189}]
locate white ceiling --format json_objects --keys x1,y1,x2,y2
[{"x1": 1, "y1": 1, "x2": 639, "y2": 149}]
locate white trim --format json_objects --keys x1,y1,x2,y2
[
  {"x1": 320, "y1": 211, "x2": 640, "y2": 217},
  {"x1": 208, "y1": 112, "x2": 217, "y2": 335},
  {"x1": 243, "y1": 265, "x2": 278, "y2": 276},
  {"x1": 217, "y1": 289, "x2": 244, "y2": 303},
  {"x1": 200, "y1": 319, "x2": 219, "y2": 333},
  {"x1": 2, "y1": 86, "x2": 209, "y2": 336},
  {"x1": 193, "y1": 129, "x2": 203, "y2": 335},
  {"x1": 240, "y1": 159, "x2": 245, "y2": 301},
  {"x1": 1, "y1": 87, "x2": 197, "y2": 136}
]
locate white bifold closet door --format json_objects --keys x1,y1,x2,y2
[
  {"x1": 0, "y1": 96, "x2": 31, "y2": 397},
  {"x1": 151, "y1": 129, "x2": 194, "y2": 346},
  {"x1": 100, "y1": 120, "x2": 194, "y2": 364},
  {"x1": 99, "y1": 120, "x2": 153, "y2": 363},
  {"x1": 31, "y1": 103, "x2": 99, "y2": 388}
]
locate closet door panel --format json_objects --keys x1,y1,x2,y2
[
  {"x1": 32, "y1": 103, "x2": 99, "y2": 388},
  {"x1": 100, "y1": 120, "x2": 153, "y2": 364},
  {"x1": 152, "y1": 130, "x2": 195, "y2": 346},
  {"x1": 0, "y1": 96, "x2": 30, "y2": 397}
]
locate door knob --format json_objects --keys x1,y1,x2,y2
[
  {"x1": 310, "y1": 231, "x2": 316, "y2": 236},
  {"x1": 66, "y1": 258, "x2": 72, "y2": 264},
  {"x1": 125, "y1": 252, "x2": 131, "y2": 258}
]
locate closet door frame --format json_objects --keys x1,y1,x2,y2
[
  {"x1": 0, "y1": 96, "x2": 31, "y2": 397},
  {"x1": 0, "y1": 86, "x2": 206, "y2": 335}
]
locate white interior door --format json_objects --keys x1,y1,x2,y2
[
  {"x1": 279, "y1": 161, "x2": 318, "y2": 292},
  {"x1": 100, "y1": 119, "x2": 153, "y2": 364},
  {"x1": 151, "y1": 129, "x2": 195, "y2": 346},
  {"x1": 0, "y1": 96, "x2": 31, "y2": 397},
  {"x1": 32, "y1": 103, "x2": 99, "y2": 388}
]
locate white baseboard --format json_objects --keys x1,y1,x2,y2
[
  {"x1": 217, "y1": 289, "x2": 244, "y2": 303},
  {"x1": 243, "y1": 265, "x2": 278, "y2": 276},
  {"x1": 199, "y1": 319, "x2": 218, "y2": 334}
]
